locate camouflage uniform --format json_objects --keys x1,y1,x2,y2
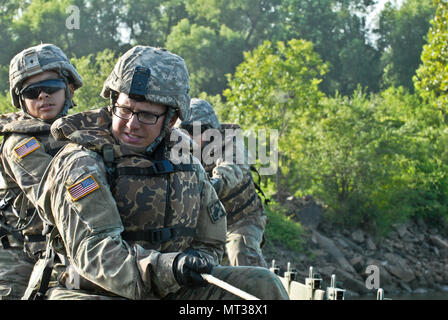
[
  {"x1": 33, "y1": 46, "x2": 288, "y2": 300},
  {"x1": 179, "y1": 98, "x2": 268, "y2": 268},
  {"x1": 0, "y1": 44, "x2": 82, "y2": 300}
]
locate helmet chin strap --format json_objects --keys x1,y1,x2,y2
[{"x1": 145, "y1": 107, "x2": 175, "y2": 155}]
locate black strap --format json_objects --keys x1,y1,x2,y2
[
  {"x1": 24, "y1": 234, "x2": 46, "y2": 242},
  {"x1": 250, "y1": 165, "x2": 270, "y2": 205},
  {"x1": 122, "y1": 227, "x2": 195, "y2": 244},
  {"x1": 116, "y1": 160, "x2": 195, "y2": 177},
  {"x1": 33, "y1": 265, "x2": 52, "y2": 300},
  {"x1": 227, "y1": 193, "x2": 258, "y2": 219},
  {"x1": 221, "y1": 178, "x2": 252, "y2": 203},
  {"x1": 0, "y1": 227, "x2": 11, "y2": 249},
  {"x1": 102, "y1": 144, "x2": 116, "y2": 189}
]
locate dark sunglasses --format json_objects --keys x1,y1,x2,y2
[{"x1": 20, "y1": 78, "x2": 66, "y2": 100}]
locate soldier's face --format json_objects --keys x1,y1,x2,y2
[
  {"x1": 21, "y1": 71, "x2": 71, "y2": 120},
  {"x1": 111, "y1": 92, "x2": 168, "y2": 149}
]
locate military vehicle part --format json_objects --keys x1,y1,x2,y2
[{"x1": 326, "y1": 274, "x2": 345, "y2": 300}]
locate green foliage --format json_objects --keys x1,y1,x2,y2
[
  {"x1": 264, "y1": 201, "x2": 305, "y2": 253},
  {"x1": 0, "y1": 0, "x2": 447, "y2": 234},
  {"x1": 277, "y1": 0, "x2": 380, "y2": 96},
  {"x1": 223, "y1": 39, "x2": 327, "y2": 192},
  {"x1": 166, "y1": 19, "x2": 245, "y2": 96},
  {"x1": 69, "y1": 49, "x2": 118, "y2": 113},
  {"x1": 377, "y1": 0, "x2": 436, "y2": 91},
  {"x1": 0, "y1": 92, "x2": 15, "y2": 115},
  {"x1": 414, "y1": 0, "x2": 448, "y2": 114}
]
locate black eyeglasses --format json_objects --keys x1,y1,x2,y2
[
  {"x1": 112, "y1": 105, "x2": 167, "y2": 125},
  {"x1": 20, "y1": 78, "x2": 66, "y2": 100}
]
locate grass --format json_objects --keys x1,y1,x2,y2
[{"x1": 264, "y1": 201, "x2": 306, "y2": 253}]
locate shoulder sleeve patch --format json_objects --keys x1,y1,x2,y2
[
  {"x1": 67, "y1": 175, "x2": 100, "y2": 201},
  {"x1": 14, "y1": 137, "x2": 40, "y2": 158},
  {"x1": 208, "y1": 200, "x2": 226, "y2": 224}
]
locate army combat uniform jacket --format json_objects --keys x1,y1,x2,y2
[
  {"x1": 37, "y1": 107, "x2": 227, "y2": 299},
  {"x1": 0, "y1": 111, "x2": 67, "y2": 299},
  {"x1": 202, "y1": 124, "x2": 267, "y2": 267}
]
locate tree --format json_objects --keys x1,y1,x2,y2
[
  {"x1": 223, "y1": 39, "x2": 328, "y2": 193},
  {"x1": 376, "y1": 0, "x2": 436, "y2": 91},
  {"x1": 69, "y1": 49, "x2": 118, "y2": 112},
  {"x1": 166, "y1": 19, "x2": 245, "y2": 96},
  {"x1": 277, "y1": 0, "x2": 381, "y2": 96},
  {"x1": 121, "y1": 0, "x2": 188, "y2": 46},
  {"x1": 414, "y1": 0, "x2": 448, "y2": 115}
]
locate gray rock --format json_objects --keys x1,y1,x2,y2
[
  {"x1": 366, "y1": 237, "x2": 377, "y2": 251},
  {"x1": 384, "y1": 253, "x2": 415, "y2": 283},
  {"x1": 296, "y1": 203, "x2": 323, "y2": 229},
  {"x1": 351, "y1": 230, "x2": 365, "y2": 244},
  {"x1": 312, "y1": 231, "x2": 357, "y2": 274}
]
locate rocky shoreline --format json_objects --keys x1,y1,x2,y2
[{"x1": 262, "y1": 195, "x2": 448, "y2": 299}]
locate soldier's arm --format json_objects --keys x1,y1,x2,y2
[
  {"x1": 38, "y1": 145, "x2": 183, "y2": 299},
  {"x1": 189, "y1": 156, "x2": 227, "y2": 264},
  {"x1": 211, "y1": 133, "x2": 251, "y2": 198},
  {"x1": 2, "y1": 134, "x2": 53, "y2": 207}
]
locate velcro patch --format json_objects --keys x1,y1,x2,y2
[
  {"x1": 208, "y1": 200, "x2": 226, "y2": 224},
  {"x1": 67, "y1": 175, "x2": 100, "y2": 201},
  {"x1": 14, "y1": 137, "x2": 40, "y2": 158}
]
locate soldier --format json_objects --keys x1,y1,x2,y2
[
  {"x1": 0, "y1": 43, "x2": 83, "y2": 299},
  {"x1": 32, "y1": 46, "x2": 288, "y2": 300},
  {"x1": 178, "y1": 99, "x2": 268, "y2": 268}
]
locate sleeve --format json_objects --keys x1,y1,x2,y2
[
  {"x1": 37, "y1": 146, "x2": 182, "y2": 299},
  {"x1": 210, "y1": 133, "x2": 251, "y2": 198},
  {"x1": 2, "y1": 134, "x2": 54, "y2": 207},
  {"x1": 189, "y1": 156, "x2": 227, "y2": 263}
]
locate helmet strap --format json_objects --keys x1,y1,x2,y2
[{"x1": 145, "y1": 107, "x2": 175, "y2": 155}]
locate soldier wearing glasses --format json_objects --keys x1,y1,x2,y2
[
  {"x1": 31, "y1": 46, "x2": 288, "y2": 300},
  {"x1": 0, "y1": 44, "x2": 82, "y2": 299}
]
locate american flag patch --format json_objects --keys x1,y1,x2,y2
[
  {"x1": 14, "y1": 137, "x2": 40, "y2": 158},
  {"x1": 67, "y1": 175, "x2": 100, "y2": 201}
]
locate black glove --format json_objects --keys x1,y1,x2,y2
[{"x1": 172, "y1": 250, "x2": 214, "y2": 288}]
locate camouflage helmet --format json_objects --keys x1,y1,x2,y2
[
  {"x1": 101, "y1": 45, "x2": 191, "y2": 120},
  {"x1": 181, "y1": 98, "x2": 221, "y2": 130},
  {"x1": 9, "y1": 43, "x2": 83, "y2": 108}
]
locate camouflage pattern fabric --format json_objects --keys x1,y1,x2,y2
[
  {"x1": 226, "y1": 214, "x2": 268, "y2": 268},
  {"x1": 101, "y1": 46, "x2": 190, "y2": 121},
  {"x1": 37, "y1": 108, "x2": 227, "y2": 299},
  {"x1": 205, "y1": 124, "x2": 267, "y2": 268},
  {"x1": 9, "y1": 43, "x2": 82, "y2": 109},
  {"x1": 182, "y1": 98, "x2": 221, "y2": 129},
  {"x1": 0, "y1": 247, "x2": 35, "y2": 300},
  {"x1": 0, "y1": 111, "x2": 67, "y2": 255},
  {"x1": 45, "y1": 265, "x2": 289, "y2": 300},
  {"x1": 0, "y1": 111, "x2": 69, "y2": 300},
  {"x1": 179, "y1": 99, "x2": 268, "y2": 268}
]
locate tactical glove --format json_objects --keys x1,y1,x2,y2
[{"x1": 172, "y1": 250, "x2": 214, "y2": 288}]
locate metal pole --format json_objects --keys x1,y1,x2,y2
[{"x1": 201, "y1": 273, "x2": 260, "y2": 300}]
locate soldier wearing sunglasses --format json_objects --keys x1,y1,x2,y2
[{"x1": 0, "y1": 44, "x2": 82, "y2": 299}]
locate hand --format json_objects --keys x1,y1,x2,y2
[
  {"x1": 172, "y1": 250, "x2": 214, "y2": 287},
  {"x1": 210, "y1": 178, "x2": 223, "y2": 196}
]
